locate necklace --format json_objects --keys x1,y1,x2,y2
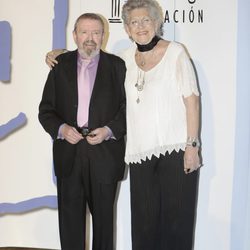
[
  {"x1": 134, "y1": 36, "x2": 161, "y2": 103},
  {"x1": 135, "y1": 37, "x2": 158, "y2": 68},
  {"x1": 136, "y1": 49, "x2": 154, "y2": 67},
  {"x1": 135, "y1": 69, "x2": 145, "y2": 103},
  {"x1": 135, "y1": 52, "x2": 146, "y2": 67}
]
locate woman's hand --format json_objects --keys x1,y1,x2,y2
[
  {"x1": 45, "y1": 49, "x2": 66, "y2": 69},
  {"x1": 184, "y1": 146, "x2": 201, "y2": 174}
]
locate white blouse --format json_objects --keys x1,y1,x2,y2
[{"x1": 119, "y1": 42, "x2": 199, "y2": 164}]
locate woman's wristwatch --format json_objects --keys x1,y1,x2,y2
[{"x1": 186, "y1": 137, "x2": 200, "y2": 148}]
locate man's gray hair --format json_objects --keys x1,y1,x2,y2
[{"x1": 73, "y1": 13, "x2": 105, "y2": 32}]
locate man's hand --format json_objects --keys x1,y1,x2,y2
[
  {"x1": 86, "y1": 127, "x2": 109, "y2": 145},
  {"x1": 61, "y1": 124, "x2": 83, "y2": 144}
]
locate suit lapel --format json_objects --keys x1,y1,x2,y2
[
  {"x1": 64, "y1": 50, "x2": 78, "y2": 94},
  {"x1": 89, "y1": 50, "x2": 108, "y2": 104}
]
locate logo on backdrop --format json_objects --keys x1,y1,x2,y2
[
  {"x1": 107, "y1": 0, "x2": 204, "y2": 24},
  {"x1": 108, "y1": 0, "x2": 123, "y2": 23},
  {"x1": 165, "y1": 0, "x2": 204, "y2": 23}
]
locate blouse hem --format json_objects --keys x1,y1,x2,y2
[{"x1": 125, "y1": 143, "x2": 186, "y2": 165}]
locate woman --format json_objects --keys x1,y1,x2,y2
[
  {"x1": 46, "y1": 1, "x2": 201, "y2": 249},
  {"x1": 121, "y1": 1, "x2": 201, "y2": 250}
]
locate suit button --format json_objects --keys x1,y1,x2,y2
[{"x1": 74, "y1": 104, "x2": 77, "y2": 108}]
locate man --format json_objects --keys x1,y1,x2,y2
[{"x1": 39, "y1": 13, "x2": 126, "y2": 250}]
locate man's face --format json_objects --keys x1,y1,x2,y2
[{"x1": 73, "y1": 18, "x2": 104, "y2": 58}]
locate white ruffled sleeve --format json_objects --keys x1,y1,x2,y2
[{"x1": 176, "y1": 47, "x2": 199, "y2": 97}]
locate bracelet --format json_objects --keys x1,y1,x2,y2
[{"x1": 186, "y1": 137, "x2": 200, "y2": 148}]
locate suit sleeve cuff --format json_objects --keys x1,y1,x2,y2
[
  {"x1": 57, "y1": 124, "x2": 65, "y2": 140},
  {"x1": 104, "y1": 126, "x2": 116, "y2": 140}
]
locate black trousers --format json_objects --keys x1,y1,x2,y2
[
  {"x1": 129, "y1": 151, "x2": 199, "y2": 250},
  {"x1": 56, "y1": 140, "x2": 118, "y2": 250}
]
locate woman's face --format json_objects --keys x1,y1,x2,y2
[{"x1": 125, "y1": 8, "x2": 157, "y2": 45}]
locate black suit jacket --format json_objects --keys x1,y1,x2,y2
[{"x1": 39, "y1": 50, "x2": 126, "y2": 183}]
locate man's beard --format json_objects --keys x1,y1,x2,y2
[{"x1": 80, "y1": 40, "x2": 99, "y2": 58}]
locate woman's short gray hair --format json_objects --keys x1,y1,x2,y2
[{"x1": 122, "y1": 0, "x2": 164, "y2": 37}]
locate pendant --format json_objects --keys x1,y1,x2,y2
[
  {"x1": 136, "y1": 97, "x2": 140, "y2": 104},
  {"x1": 135, "y1": 83, "x2": 143, "y2": 91},
  {"x1": 137, "y1": 85, "x2": 143, "y2": 91},
  {"x1": 141, "y1": 61, "x2": 145, "y2": 67}
]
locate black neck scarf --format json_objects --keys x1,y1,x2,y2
[{"x1": 136, "y1": 36, "x2": 162, "y2": 52}]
